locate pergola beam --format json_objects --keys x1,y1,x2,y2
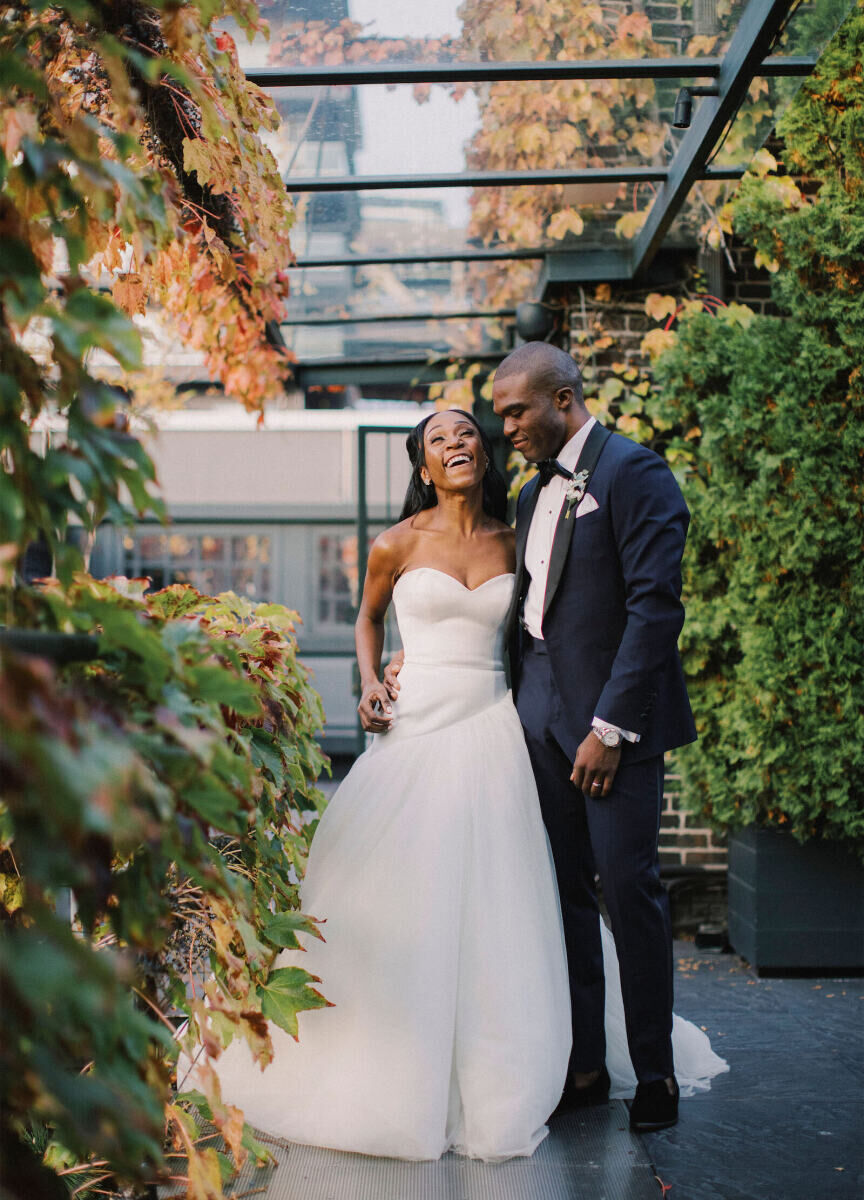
[
  {"x1": 281, "y1": 308, "x2": 514, "y2": 327},
  {"x1": 247, "y1": 54, "x2": 815, "y2": 88},
  {"x1": 296, "y1": 352, "x2": 505, "y2": 388},
  {"x1": 285, "y1": 165, "x2": 745, "y2": 193},
  {"x1": 292, "y1": 248, "x2": 548, "y2": 267},
  {"x1": 632, "y1": 0, "x2": 798, "y2": 278}
]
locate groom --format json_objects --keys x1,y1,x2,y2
[{"x1": 492, "y1": 341, "x2": 696, "y2": 1132}]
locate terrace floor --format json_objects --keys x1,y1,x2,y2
[{"x1": 167, "y1": 940, "x2": 863, "y2": 1199}]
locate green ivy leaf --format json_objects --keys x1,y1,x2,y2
[
  {"x1": 262, "y1": 910, "x2": 325, "y2": 950},
  {"x1": 258, "y1": 966, "x2": 332, "y2": 1039}
]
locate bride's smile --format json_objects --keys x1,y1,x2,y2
[{"x1": 421, "y1": 411, "x2": 486, "y2": 493}]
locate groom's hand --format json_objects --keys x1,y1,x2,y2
[
  {"x1": 382, "y1": 651, "x2": 404, "y2": 700},
  {"x1": 570, "y1": 734, "x2": 622, "y2": 799}
]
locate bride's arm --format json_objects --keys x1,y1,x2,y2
[{"x1": 355, "y1": 534, "x2": 400, "y2": 733}]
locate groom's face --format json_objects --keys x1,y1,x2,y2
[{"x1": 492, "y1": 371, "x2": 569, "y2": 463}]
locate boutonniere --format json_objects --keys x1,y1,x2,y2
[{"x1": 564, "y1": 469, "x2": 591, "y2": 519}]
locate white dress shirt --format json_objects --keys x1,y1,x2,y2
[{"x1": 522, "y1": 417, "x2": 639, "y2": 743}]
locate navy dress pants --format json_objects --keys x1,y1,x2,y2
[{"x1": 516, "y1": 638, "x2": 674, "y2": 1084}]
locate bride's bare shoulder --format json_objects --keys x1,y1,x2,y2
[
  {"x1": 486, "y1": 520, "x2": 516, "y2": 570},
  {"x1": 368, "y1": 519, "x2": 421, "y2": 575}
]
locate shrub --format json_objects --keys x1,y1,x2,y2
[
  {"x1": 0, "y1": 579, "x2": 329, "y2": 1197},
  {"x1": 650, "y1": 4, "x2": 864, "y2": 846}
]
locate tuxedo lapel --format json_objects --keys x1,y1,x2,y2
[
  {"x1": 542, "y1": 504, "x2": 576, "y2": 620},
  {"x1": 505, "y1": 476, "x2": 541, "y2": 638},
  {"x1": 515, "y1": 477, "x2": 541, "y2": 570},
  {"x1": 542, "y1": 421, "x2": 612, "y2": 620}
]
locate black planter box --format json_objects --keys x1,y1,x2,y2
[{"x1": 728, "y1": 827, "x2": 864, "y2": 974}]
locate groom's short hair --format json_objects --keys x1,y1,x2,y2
[{"x1": 495, "y1": 342, "x2": 584, "y2": 406}]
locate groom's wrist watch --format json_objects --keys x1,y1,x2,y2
[{"x1": 593, "y1": 723, "x2": 624, "y2": 749}]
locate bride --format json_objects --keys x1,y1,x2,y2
[{"x1": 184, "y1": 408, "x2": 726, "y2": 1161}]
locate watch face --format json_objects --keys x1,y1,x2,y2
[{"x1": 603, "y1": 730, "x2": 621, "y2": 747}]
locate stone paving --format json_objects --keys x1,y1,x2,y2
[{"x1": 164, "y1": 942, "x2": 863, "y2": 1200}]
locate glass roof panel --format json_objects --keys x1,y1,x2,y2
[
  {"x1": 213, "y1": 0, "x2": 856, "y2": 357},
  {"x1": 658, "y1": 0, "x2": 854, "y2": 250},
  {"x1": 239, "y1": 0, "x2": 757, "y2": 68},
  {"x1": 284, "y1": 314, "x2": 509, "y2": 362}
]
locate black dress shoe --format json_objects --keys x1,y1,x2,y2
[
  {"x1": 629, "y1": 1076, "x2": 679, "y2": 1132},
  {"x1": 552, "y1": 1066, "x2": 610, "y2": 1116}
]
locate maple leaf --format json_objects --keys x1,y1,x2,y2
[
  {"x1": 687, "y1": 35, "x2": 719, "y2": 54},
  {"x1": 546, "y1": 208, "x2": 585, "y2": 239},
  {"x1": 615, "y1": 211, "x2": 648, "y2": 240},
  {"x1": 517, "y1": 123, "x2": 550, "y2": 155},
  {"x1": 113, "y1": 273, "x2": 147, "y2": 316},
  {"x1": 259, "y1": 966, "x2": 333, "y2": 1040},
  {"x1": 749, "y1": 148, "x2": 778, "y2": 177},
  {"x1": 644, "y1": 293, "x2": 678, "y2": 322},
  {"x1": 640, "y1": 328, "x2": 678, "y2": 360},
  {"x1": 617, "y1": 11, "x2": 651, "y2": 39}
]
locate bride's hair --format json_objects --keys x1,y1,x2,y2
[{"x1": 399, "y1": 409, "x2": 509, "y2": 522}]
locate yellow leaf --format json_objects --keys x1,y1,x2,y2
[
  {"x1": 687, "y1": 34, "x2": 719, "y2": 54},
  {"x1": 749, "y1": 148, "x2": 777, "y2": 178},
  {"x1": 644, "y1": 293, "x2": 678, "y2": 321},
  {"x1": 187, "y1": 1146, "x2": 224, "y2": 1200},
  {"x1": 640, "y1": 328, "x2": 678, "y2": 360},
  {"x1": 218, "y1": 1105, "x2": 248, "y2": 1171},
  {"x1": 0, "y1": 873, "x2": 23, "y2": 915},
  {"x1": 442, "y1": 379, "x2": 474, "y2": 410},
  {"x1": 594, "y1": 283, "x2": 612, "y2": 303},
  {"x1": 679, "y1": 298, "x2": 704, "y2": 318},
  {"x1": 615, "y1": 211, "x2": 647, "y2": 240},
  {"x1": 546, "y1": 208, "x2": 585, "y2": 239},
  {"x1": 516, "y1": 124, "x2": 550, "y2": 155},
  {"x1": 754, "y1": 249, "x2": 780, "y2": 273}
]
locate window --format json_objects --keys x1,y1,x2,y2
[
  {"x1": 123, "y1": 529, "x2": 272, "y2": 599},
  {"x1": 316, "y1": 532, "x2": 358, "y2": 627}
]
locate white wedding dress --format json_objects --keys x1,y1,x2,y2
[{"x1": 186, "y1": 567, "x2": 726, "y2": 1161}]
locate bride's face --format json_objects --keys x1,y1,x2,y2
[{"x1": 421, "y1": 411, "x2": 486, "y2": 495}]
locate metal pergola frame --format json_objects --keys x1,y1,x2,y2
[
  {"x1": 249, "y1": 0, "x2": 823, "y2": 371},
  {"x1": 245, "y1": 52, "x2": 815, "y2": 88}
]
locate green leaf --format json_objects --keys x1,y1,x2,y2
[
  {"x1": 262, "y1": 910, "x2": 324, "y2": 950},
  {"x1": 258, "y1": 966, "x2": 332, "y2": 1038},
  {"x1": 62, "y1": 290, "x2": 142, "y2": 370},
  {"x1": 188, "y1": 664, "x2": 260, "y2": 716}
]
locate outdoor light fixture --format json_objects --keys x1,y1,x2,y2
[
  {"x1": 673, "y1": 85, "x2": 720, "y2": 129},
  {"x1": 515, "y1": 301, "x2": 558, "y2": 341}
]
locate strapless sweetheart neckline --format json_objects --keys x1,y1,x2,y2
[{"x1": 394, "y1": 566, "x2": 515, "y2": 594}]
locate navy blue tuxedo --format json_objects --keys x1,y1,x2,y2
[
  {"x1": 508, "y1": 430, "x2": 696, "y2": 761},
  {"x1": 509, "y1": 430, "x2": 695, "y2": 1086}
]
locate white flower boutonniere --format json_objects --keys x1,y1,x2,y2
[{"x1": 564, "y1": 469, "x2": 591, "y2": 519}]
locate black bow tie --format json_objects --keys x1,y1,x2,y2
[{"x1": 537, "y1": 458, "x2": 573, "y2": 487}]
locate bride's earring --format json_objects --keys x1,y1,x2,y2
[
  {"x1": 484, "y1": 456, "x2": 490, "y2": 472},
  {"x1": 421, "y1": 470, "x2": 431, "y2": 487}
]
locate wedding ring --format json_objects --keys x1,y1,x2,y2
[{"x1": 591, "y1": 781, "x2": 601, "y2": 789}]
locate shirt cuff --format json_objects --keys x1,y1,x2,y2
[{"x1": 592, "y1": 716, "x2": 641, "y2": 744}]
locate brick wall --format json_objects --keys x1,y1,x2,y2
[{"x1": 662, "y1": 762, "x2": 728, "y2": 870}]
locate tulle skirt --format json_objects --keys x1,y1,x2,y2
[{"x1": 183, "y1": 666, "x2": 726, "y2": 1160}]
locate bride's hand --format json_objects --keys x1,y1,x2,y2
[
  {"x1": 358, "y1": 681, "x2": 395, "y2": 734},
  {"x1": 382, "y1": 651, "x2": 404, "y2": 700}
]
